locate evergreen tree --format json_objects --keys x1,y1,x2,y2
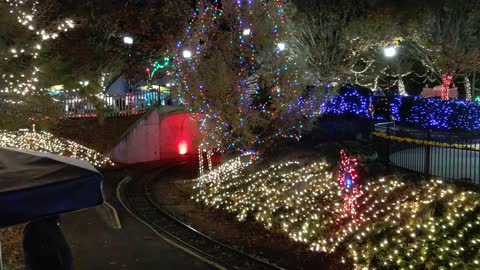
[{"x1": 174, "y1": 0, "x2": 318, "y2": 152}]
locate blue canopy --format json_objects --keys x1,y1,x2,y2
[{"x1": 0, "y1": 147, "x2": 103, "y2": 228}]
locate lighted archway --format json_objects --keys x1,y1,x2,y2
[{"x1": 110, "y1": 110, "x2": 203, "y2": 164}]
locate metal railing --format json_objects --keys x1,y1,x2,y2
[
  {"x1": 1, "y1": 92, "x2": 174, "y2": 118},
  {"x1": 373, "y1": 122, "x2": 480, "y2": 184}
]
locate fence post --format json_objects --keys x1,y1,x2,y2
[
  {"x1": 424, "y1": 129, "x2": 431, "y2": 178},
  {"x1": 386, "y1": 124, "x2": 391, "y2": 168}
]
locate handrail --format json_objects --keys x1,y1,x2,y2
[{"x1": 372, "y1": 131, "x2": 480, "y2": 152}]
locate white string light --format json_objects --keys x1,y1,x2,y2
[
  {"x1": 2, "y1": 0, "x2": 75, "y2": 96},
  {"x1": 0, "y1": 130, "x2": 114, "y2": 167},
  {"x1": 194, "y1": 154, "x2": 480, "y2": 269}
]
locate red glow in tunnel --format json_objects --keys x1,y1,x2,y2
[{"x1": 178, "y1": 141, "x2": 188, "y2": 155}]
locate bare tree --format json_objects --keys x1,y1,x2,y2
[{"x1": 405, "y1": 0, "x2": 480, "y2": 100}]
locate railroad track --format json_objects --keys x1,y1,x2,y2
[{"x1": 117, "y1": 161, "x2": 285, "y2": 270}]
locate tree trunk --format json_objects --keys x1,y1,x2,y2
[
  {"x1": 465, "y1": 76, "x2": 472, "y2": 101},
  {"x1": 398, "y1": 74, "x2": 407, "y2": 96},
  {"x1": 441, "y1": 72, "x2": 454, "y2": 100},
  {"x1": 473, "y1": 69, "x2": 477, "y2": 100}
]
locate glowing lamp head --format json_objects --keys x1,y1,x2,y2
[
  {"x1": 178, "y1": 141, "x2": 188, "y2": 155},
  {"x1": 243, "y1": 28, "x2": 251, "y2": 36},
  {"x1": 182, "y1": 50, "x2": 192, "y2": 59},
  {"x1": 383, "y1": 45, "x2": 397, "y2": 58},
  {"x1": 277, "y1": 42, "x2": 286, "y2": 51},
  {"x1": 123, "y1": 36, "x2": 133, "y2": 45}
]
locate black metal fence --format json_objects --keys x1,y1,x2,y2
[{"x1": 373, "y1": 122, "x2": 480, "y2": 184}]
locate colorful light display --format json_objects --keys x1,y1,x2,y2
[
  {"x1": 391, "y1": 95, "x2": 480, "y2": 130},
  {"x1": 337, "y1": 149, "x2": 359, "y2": 190},
  {"x1": 146, "y1": 57, "x2": 170, "y2": 84},
  {"x1": 193, "y1": 154, "x2": 480, "y2": 269},
  {"x1": 441, "y1": 73, "x2": 454, "y2": 100},
  {"x1": 0, "y1": 130, "x2": 114, "y2": 167},
  {"x1": 324, "y1": 88, "x2": 480, "y2": 131},
  {"x1": 336, "y1": 150, "x2": 363, "y2": 224},
  {"x1": 321, "y1": 85, "x2": 372, "y2": 118},
  {"x1": 147, "y1": 0, "x2": 318, "y2": 153}
]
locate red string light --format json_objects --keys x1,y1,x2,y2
[
  {"x1": 441, "y1": 73, "x2": 454, "y2": 100},
  {"x1": 336, "y1": 149, "x2": 363, "y2": 223}
]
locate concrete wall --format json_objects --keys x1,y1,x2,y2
[{"x1": 109, "y1": 107, "x2": 201, "y2": 164}]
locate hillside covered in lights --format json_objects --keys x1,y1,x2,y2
[
  {"x1": 193, "y1": 154, "x2": 480, "y2": 269},
  {"x1": 0, "y1": 130, "x2": 114, "y2": 167}
]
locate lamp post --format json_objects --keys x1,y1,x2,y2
[
  {"x1": 123, "y1": 36, "x2": 133, "y2": 60},
  {"x1": 383, "y1": 45, "x2": 397, "y2": 94},
  {"x1": 123, "y1": 36, "x2": 133, "y2": 93}
]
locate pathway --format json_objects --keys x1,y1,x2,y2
[{"x1": 61, "y1": 168, "x2": 215, "y2": 270}]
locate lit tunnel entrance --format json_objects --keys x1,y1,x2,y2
[{"x1": 110, "y1": 111, "x2": 203, "y2": 164}]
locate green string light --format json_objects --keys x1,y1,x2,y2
[{"x1": 148, "y1": 57, "x2": 170, "y2": 83}]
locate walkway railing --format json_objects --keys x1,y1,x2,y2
[
  {"x1": 373, "y1": 122, "x2": 480, "y2": 184},
  {"x1": 58, "y1": 92, "x2": 168, "y2": 118},
  {"x1": 1, "y1": 92, "x2": 173, "y2": 118}
]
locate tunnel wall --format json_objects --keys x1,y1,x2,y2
[{"x1": 109, "y1": 109, "x2": 201, "y2": 164}]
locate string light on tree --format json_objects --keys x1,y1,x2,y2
[
  {"x1": 398, "y1": 75, "x2": 407, "y2": 96},
  {"x1": 465, "y1": 76, "x2": 472, "y2": 101},
  {"x1": 277, "y1": 42, "x2": 286, "y2": 51},
  {"x1": 153, "y1": 0, "x2": 318, "y2": 159},
  {"x1": 2, "y1": 0, "x2": 76, "y2": 97},
  {"x1": 441, "y1": 73, "x2": 454, "y2": 100},
  {"x1": 182, "y1": 50, "x2": 192, "y2": 59}
]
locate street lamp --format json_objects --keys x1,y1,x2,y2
[
  {"x1": 123, "y1": 36, "x2": 134, "y2": 93},
  {"x1": 123, "y1": 36, "x2": 134, "y2": 61},
  {"x1": 383, "y1": 45, "x2": 397, "y2": 58},
  {"x1": 123, "y1": 36, "x2": 133, "y2": 45},
  {"x1": 383, "y1": 45, "x2": 397, "y2": 93}
]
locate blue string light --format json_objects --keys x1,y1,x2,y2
[
  {"x1": 321, "y1": 85, "x2": 372, "y2": 118},
  {"x1": 323, "y1": 87, "x2": 480, "y2": 131},
  {"x1": 391, "y1": 96, "x2": 480, "y2": 130}
]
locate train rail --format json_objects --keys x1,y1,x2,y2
[{"x1": 117, "y1": 161, "x2": 284, "y2": 270}]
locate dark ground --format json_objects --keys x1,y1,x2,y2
[
  {"x1": 61, "y1": 167, "x2": 215, "y2": 270},
  {"x1": 49, "y1": 114, "x2": 145, "y2": 154}
]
